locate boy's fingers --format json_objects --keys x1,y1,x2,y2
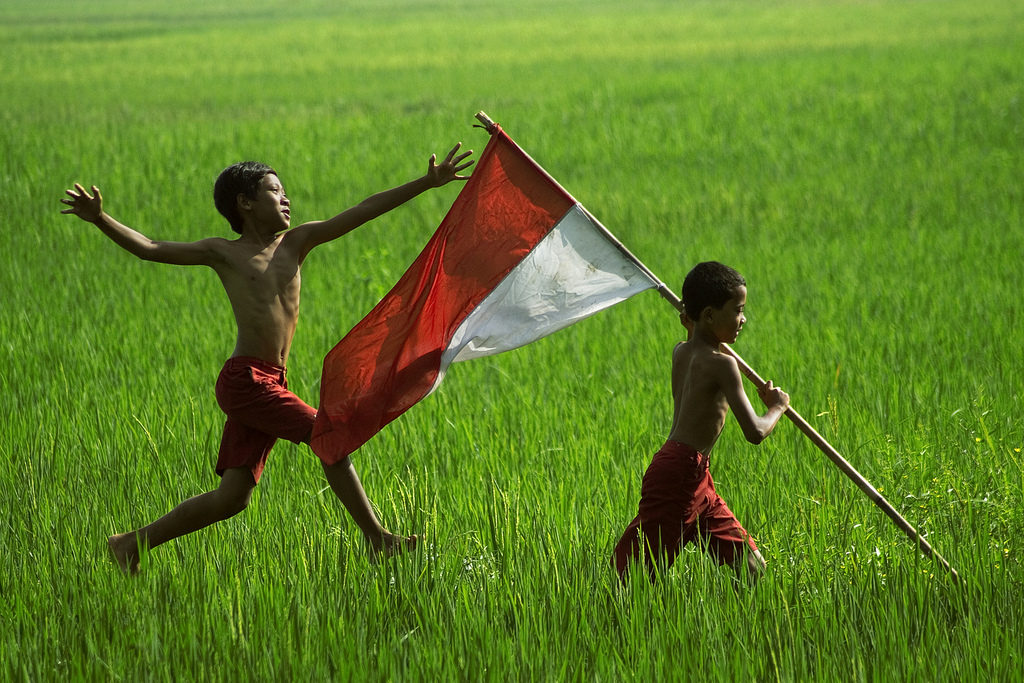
[
  {"x1": 446, "y1": 142, "x2": 462, "y2": 158},
  {"x1": 68, "y1": 182, "x2": 98, "y2": 200}
]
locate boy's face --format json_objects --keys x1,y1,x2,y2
[
  {"x1": 705, "y1": 285, "x2": 747, "y2": 344},
  {"x1": 242, "y1": 173, "x2": 291, "y2": 233}
]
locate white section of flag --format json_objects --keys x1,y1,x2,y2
[{"x1": 441, "y1": 204, "x2": 656, "y2": 368}]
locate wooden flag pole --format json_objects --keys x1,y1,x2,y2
[
  {"x1": 475, "y1": 110, "x2": 498, "y2": 133},
  {"x1": 472, "y1": 110, "x2": 960, "y2": 581}
]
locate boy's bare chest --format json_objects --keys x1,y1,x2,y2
[{"x1": 220, "y1": 243, "x2": 302, "y2": 304}]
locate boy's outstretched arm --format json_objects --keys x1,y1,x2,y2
[
  {"x1": 717, "y1": 353, "x2": 790, "y2": 444},
  {"x1": 290, "y1": 143, "x2": 474, "y2": 262},
  {"x1": 61, "y1": 183, "x2": 221, "y2": 267}
]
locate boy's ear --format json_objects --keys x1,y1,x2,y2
[
  {"x1": 701, "y1": 305, "x2": 714, "y2": 322},
  {"x1": 236, "y1": 193, "x2": 251, "y2": 211}
]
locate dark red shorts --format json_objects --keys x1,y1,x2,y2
[
  {"x1": 613, "y1": 440, "x2": 757, "y2": 579},
  {"x1": 214, "y1": 357, "x2": 317, "y2": 484}
]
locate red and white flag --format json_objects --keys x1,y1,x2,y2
[{"x1": 311, "y1": 125, "x2": 658, "y2": 463}]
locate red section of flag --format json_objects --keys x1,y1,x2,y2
[{"x1": 311, "y1": 128, "x2": 574, "y2": 463}]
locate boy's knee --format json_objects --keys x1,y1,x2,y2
[
  {"x1": 217, "y1": 469, "x2": 256, "y2": 517},
  {"x1": 222, "y1": 488, "x2": 253, "y2": 517}
]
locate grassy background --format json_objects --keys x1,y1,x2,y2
[{"x1": 2, "y1": 0, "x2": 1022, "y2": 679}]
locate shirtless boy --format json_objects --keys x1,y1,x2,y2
[
  {"x1": 61, "y1": 143, "x2": 473, "y2": 573},
  {"x1": 612, "y1": 261, "x2": 790, "y2": 582}
]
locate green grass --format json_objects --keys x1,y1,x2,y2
[{"x1": 2, "y1": 0, "x2": 1023, "y2": 679}]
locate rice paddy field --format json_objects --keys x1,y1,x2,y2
[{"x1": 2, "y1": 0, "x2": 1023, "y2": 679}]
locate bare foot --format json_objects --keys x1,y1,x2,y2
[
  {"x1": 368, "y1": 532, "x2": 418, "y2": 563},
  {"x1": 107, "y1": 533, "x2": 141, "y2": 575}
]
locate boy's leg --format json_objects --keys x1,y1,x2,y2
[
  {"x1": 702, "y1": 516, "x2": 766, "y2": 585},
  {"x1": 321, "y1": 456, "x2": 416, "y2": 559},
  {"x1": 696, "y1": 471, "x2": 766, "y2": 585},
  {"x1": 613, "y1": 516, "x2": 683, "y2": 581},
  {"x1": 614, "y1": 444, "x2": 700, "y2": 581},
  {"x1": 108, "y1": 468, "x2": 256, "y2": 574}
]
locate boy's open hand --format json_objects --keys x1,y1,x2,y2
[
  {"x1": 61, "y1": 183, "x2": 103, "y2": 222},
  {"x1": 426, "y1": 143, "x2": 474, "y2": 187}
]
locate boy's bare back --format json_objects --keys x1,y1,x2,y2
[{"x1": 666, "y1": 340, "x2": 736, "y2": 453}]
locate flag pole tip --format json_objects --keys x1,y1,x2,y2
[{"x1": 475, "y1": 111, "x2": 497, "y2": 134}]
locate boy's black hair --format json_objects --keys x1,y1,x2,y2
[
  {"x1": 682, "y1": 261, "x2": 746, "y2": 319},
  {"x1": 213, "y1": 161, "x2": 278, "y2": 234}
]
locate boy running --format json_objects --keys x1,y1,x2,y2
[
  {"x1": 61, "y1": 143, "x2": 473, "y2": 574},
  {"x1": 613, "y1": 261, "x2": 789, "y2": 582}
]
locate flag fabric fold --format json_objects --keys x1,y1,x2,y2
[{"x1": 311, "y1": 126, "x2": 657, "y2": 463}]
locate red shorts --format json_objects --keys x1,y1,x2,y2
[
  {"x1": 214, "y1": 357, "x2": 317, "y2": 483},
  {"x1": 613, "y1": 440, "x2": 757, "y2": 579}
]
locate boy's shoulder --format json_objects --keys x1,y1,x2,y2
[
  {"x1": 673, "y1": 338, "x2": 728, "y2": 363},
  {"x1": 195, "y1": 235, "x2": 239, "y2": 259},
  {"x1": 673, "y1": 339, "x2": 738, "y2": 381},
  {"x1": 202, "y1": 234, "x2": 269, "y2": 259}
]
